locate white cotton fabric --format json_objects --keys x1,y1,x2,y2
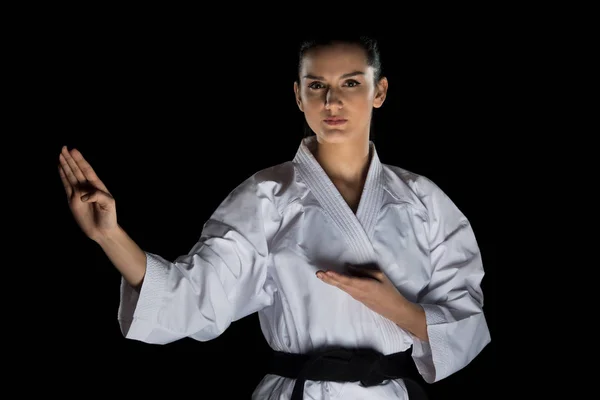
[{"x1": 118, "y1": 136, "x2": 491, "y2": 399}]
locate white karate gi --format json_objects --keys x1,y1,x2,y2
[{"x1": 118, "y1": 136, "x2": 491, "y2": 399}]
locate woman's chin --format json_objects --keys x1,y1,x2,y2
[{"x1": 315, "y1": 128, "x2": 355, "y2": 144}]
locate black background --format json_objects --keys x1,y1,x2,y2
[{"x1": 9, "y1": 6, "x2": 546, "y2": 399}]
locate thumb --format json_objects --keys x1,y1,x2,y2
[
  {"x1": 346, "y1": 263, "x2": 383, "y2": 281},
  {"x1": 81, "y1": 189, "x2": 114, "y2": 206}
]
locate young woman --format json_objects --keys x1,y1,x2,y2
[{"x1": 58, "y1": 36, "x2": 490, "y2": 399}]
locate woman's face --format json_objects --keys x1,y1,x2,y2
[{"x1": 294, "y1": 42, "x2": 388, "y2": 145}]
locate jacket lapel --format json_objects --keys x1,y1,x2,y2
[{"x1": 293, "y1": 137, "x2": 384, "y2": 265}]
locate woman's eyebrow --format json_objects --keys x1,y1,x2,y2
[{"x1": 302, "y1": 71, "x2": 366, "y2": 80}]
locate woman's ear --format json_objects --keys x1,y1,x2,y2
[
  {"x1": 373, "y1": 77, "x2": 388, "y2": 108},
  {"x1": 294, "y1": 81, "x2": 304, "y2": 112}
]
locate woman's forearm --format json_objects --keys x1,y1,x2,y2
[{"x1": 96, "y1": 224, "x2": 147, "y2": 288}]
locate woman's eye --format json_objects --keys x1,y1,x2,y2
[
  {"x1": 345, "y1": 80, "x2": 360, "y2": 87},
  {"x1": 308, "y1": 82, "x2": 325, "y2": 89}
]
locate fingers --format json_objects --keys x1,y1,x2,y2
[
  {"x1": 58, "y1": 164, "x2": 73, "y2": 197},
  {"x1": 59, "y1": 152, "x2": 79, "y2": 188},
  {"x1": 61, "y1": 146, "x2": 86, "y2": 183},
  {"x1": 58, "y1": 146, "x2": 111, "y2": 197},
  {"x1": 318, "y1": 271, "x2": 368, "y2": 301},
  {"x1": 317, "y1": 270, "x2": 354, "y2": 292},
  {"x1": 69, "y1": 148, "x2": 109, "y2": 193}
]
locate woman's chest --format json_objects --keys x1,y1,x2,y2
[{"x1": 269, "y1": 204, "x2": 433, "y2": 301}]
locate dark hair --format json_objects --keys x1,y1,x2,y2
[
  {"x1": 296, "y1": 35, "x2": 384, "y2": 138},
  {"x1": 297, "y1": 35, "x2": 383, "y2": 85}
]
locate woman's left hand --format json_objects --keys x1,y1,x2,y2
[{"x1": 316, "y1": 263, "x2": 409, "y2": 323}]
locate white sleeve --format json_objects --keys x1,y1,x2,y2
[
  {"x1": 410, "y1": 180, "x2": 491, "y2": 383},
  {"x1": 117, "y1": 176, "x2": 281, "y2": 345}
]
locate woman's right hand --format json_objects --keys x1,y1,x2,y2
[{"x1": 58, "y1": 146, "x2": 118, "y2": 242}]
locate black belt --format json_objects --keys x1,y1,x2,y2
[{"x1": 267, "y1": 347, "x2": 429, "y2": 399}]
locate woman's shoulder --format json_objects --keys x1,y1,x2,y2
[
  {"x1": 382, "y1": 164, "x2": 438, "y2": 203},
  {"x1": 383, "y1": 163, "x2": 471, "y2": 230},
  {"x1": 381, "y1": 163, "x2": 461, "y2": 217},
  {"x1": 224, "y1": 161, "x2": 305, "y2": 215},
  {"x1": 252, "y1": 160, "x2": 297, "y2": 186}
]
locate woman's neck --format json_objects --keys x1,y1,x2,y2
[{"x1": 314, "y1": 135, "x2": 371, "y2": 186}]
